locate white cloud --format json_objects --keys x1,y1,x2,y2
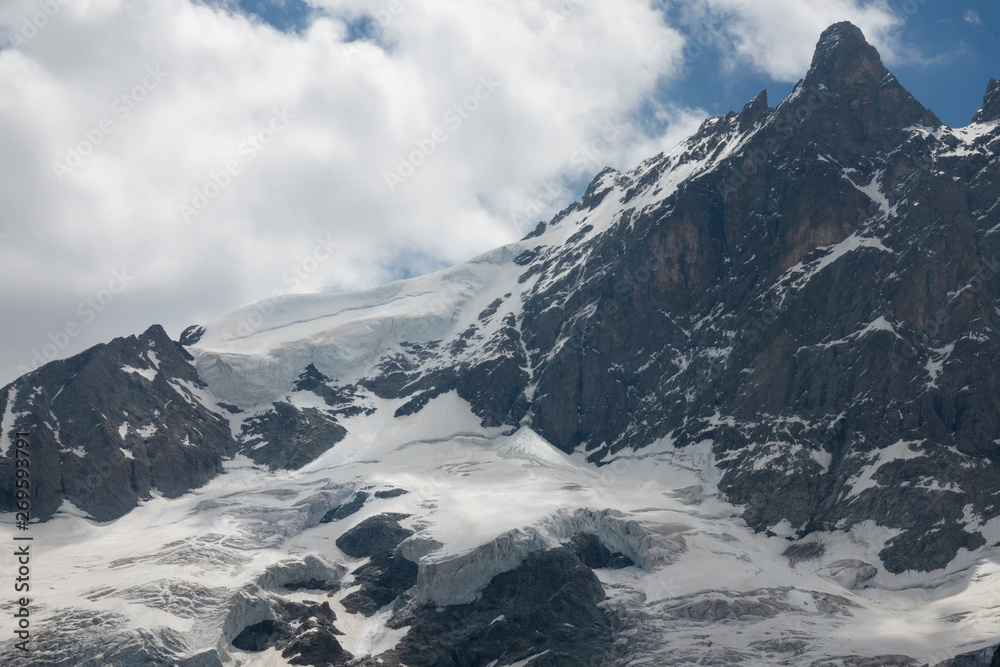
[
  {"x1": 0, "y1": 0, "x2": 921, "y2": 385},
  {"x1": 675, "y1": 0, "x2": 909, "y2": 81},
  {"x1": 964, "y1": 10, "x2": 982, "y2": 26}
]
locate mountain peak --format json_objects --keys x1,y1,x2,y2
[
  {"x1": 791, "y1": 21, "x2": 939, "y2": 133},
  {"x1": 804, "y1": 22, "x2": 888, "y2": 90},
  {"x1": 738, "y1": 89, "x2": 769, "y2": 131},
  {"x1": 972, "y1": 78, "x2": 1000, "y2": 124},
  {"x1": 817, "y1": 20, "x2": 869, "y2": 48}
]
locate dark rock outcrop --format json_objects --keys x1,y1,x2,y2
[
  {"x1": 321, "y1": 491, "x2": 369, "y2": 523},
  {"x1": 341, "y1": 549, "x2": 418, "y2": 616},
  {"x1": 973, "y1": 79, "x2": 1000, "y2": 124},
  {"x1": 178, "y1": 325, "x2": 205, "y2": 346},
  {"x1": 335, "y1": 513, "x2": 413, "y2": 558},
  {"x1": 739, "y1": 89, "x2": 769, "y2": 132},
  {"x1": 0, "y1": 325, "x2": 238, "y2": 521},
  {"x1": 365, "y1": 547, "x2": 614, "y2": 667},
  {"x1": 238, "y1": 401, "x2": 347, "y2": 470},
  {"x1": 230, "y1": 600, "x2": 352, "y2": 666}
]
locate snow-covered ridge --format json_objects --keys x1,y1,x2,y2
[{"x1": 188, "y1": 112, "x2": 754, "y2": 409}]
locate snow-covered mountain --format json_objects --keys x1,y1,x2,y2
[{"x1": 4, "y1": 22, "x2": 1000, "y2": 666}]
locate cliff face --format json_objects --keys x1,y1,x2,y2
[
  {"x1": 506, "y1": 23, "x2": 1000, "y2": 573},
  {"x1": 0, "y1": 325, "x2": 239, "y2": 521},
  {"x1": 0, "y1": 324, "x2": 348, "y2": 522}
]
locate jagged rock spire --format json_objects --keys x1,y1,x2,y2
[
  {"x1": 803, "y1": 21, "x2": 889, "y2": 89},
  {"x1": 972, "y1": 78, "x2": 1000, "y2": 124},
  {"x1": 789, "y1": 21, "x2": 939, "y2": 136},
  {"x1": 739, "y1": 90, "x2": 770, "y2": 131}
]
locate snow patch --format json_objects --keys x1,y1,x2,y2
[
  {"x1": 844, "y1": 440, "x2": 925, "y2": 499},
  {"x1": 122, "y1": 366, "x2": 156, "y2": 381},
  {"x1": 810, "y1": 448, "x2": 833, "y2": 473},
  {"x1": 844, "y1": 170, "x2": 895, "y2": 219},
  {"x1": 962, "y1": 504, "x2": 983, "y2": 534},
  {"x1": 494, "y1": 428, "x2": 579, "y2": 471},
  {"x1": 812, "y1": 316, "x2": 903, "y2": 349},
  {"x1": 779, "y1": 232, "x2": 892, "y2": 300},
  {"x1": 925, "y1": 343, "x2": 955, "y2": 388}
]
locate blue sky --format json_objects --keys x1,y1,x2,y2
[
  {"x1": 892, "y1": 3, "x2": 1000, "y2": 127},
  {"x1": 666, "y1": 3, "x2": 999, "y2": 128},
  {"x1": 0, "y1": 0, "x2": 997, "y2": 386}
]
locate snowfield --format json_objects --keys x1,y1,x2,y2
[{"x1": 4, "y1": 390, "x2": 1000, "y2": 665}]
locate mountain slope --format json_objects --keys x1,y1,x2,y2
[
  {"x1": 3, "y1": 21, "x2": 1000, "y2": 667},
  {"x1": 185, "y1": 22, "x2": 1000, "y2": 573}
]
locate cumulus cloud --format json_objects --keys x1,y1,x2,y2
[
  {"x1": 0, "y1": 0, "x2": 919, "y2": 385},
  {"x1": 964, "y1": 10, "x2": 981, "y2": 26}
]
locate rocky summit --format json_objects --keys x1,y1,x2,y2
[{"x1": 3, "y1": 21, "x2": 1000, "y2": 667}]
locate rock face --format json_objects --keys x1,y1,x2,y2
[
  {"x1": 373, "y1": 548, "x2": 615, "y2": 667},
  {"x1": 567, "y1": 532, "x2": 634, "y2": 569},
  {"x1": 335, "y1": 513, "x2": 419, "y2": 617},
  {"x1": 0, "y1": 325, "x2": 352, "y2": 521},
  {"x1": 972, "y1": 79, "x2": 1000, "y2": 124},
  {"x1": 0, "y1": 325, "x2": 238, "y2": 521},
  {"x1": 341, "y1": 549, "x2": 418, "y2": 617},
  {"x1": 239, "y1": 401, "x2": 347, "y2": 470},
  {"x1": 258, "y1": 21, "x2": 997, "y2": 575},
  {"x1": 232, "y1": 600, "x2": 352, "y2": 666},
  {"x1": 335, "y1": 513, "x2": 413, "y2": 558}
]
